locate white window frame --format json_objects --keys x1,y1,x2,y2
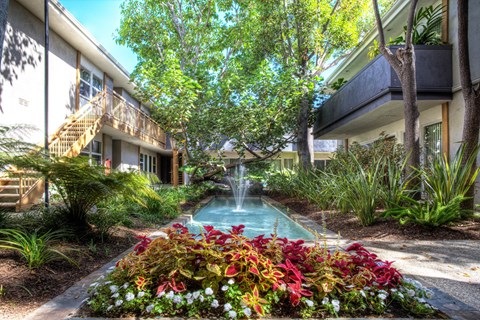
[{"x1": 80, "y1": 67, "x2": 103, "y2": 100}]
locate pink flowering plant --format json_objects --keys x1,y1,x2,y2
[{"x1": 87, "y1": 224, "x2": 435, "y2": 318}]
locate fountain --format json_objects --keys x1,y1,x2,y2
[{"x1": 226, "y1": 164, "x2": 249, "y2": 212}]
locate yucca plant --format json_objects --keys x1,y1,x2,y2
[
  {"x1": 422, "y1": 144, "x2": 479, "y2": 206},
  {"x1": 0, "y1": 229, "x2": 76, "y2": 269},
  {"x1": 340, "y1": 153, "x2": 384, "y2": 226},
  {"x1": 386, "y1": 145, "x2": 479, "y2": 226}
]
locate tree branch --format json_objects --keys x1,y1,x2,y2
[{"x1": 405, "y1": 0, "x2": 419, "y2": 49}]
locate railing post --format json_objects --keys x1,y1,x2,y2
[{"x1": 172, "y1": 148, "x2": 179, "y2": 187}]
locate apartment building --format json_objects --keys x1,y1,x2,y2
[
  {"x1": 0, "y1": 0, "x2": 183, "y2": 210},
  {"x1": 313, "y1": 0, "x2": 480, "y2": 201}
]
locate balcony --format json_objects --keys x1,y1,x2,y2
[
  {"x1": 104, "y1": 92, "x2": 167, "y2": 149},
  {"x1": 313, "y1": 45, "x2": 452, "y2": 139}
]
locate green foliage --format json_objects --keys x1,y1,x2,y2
[
  {"x1": 11, "y1": 156, "x2": 158, "y2": 232},
  {"x1": 88, "y1": 207, "x2": 132, "y2": 242},
  {"x1": 0, "y1": 229, "x2": 76, "y2": 269},
  {"x1": 338, "y1": 154, "x2": 384, "y2": 226},
  {"x1": 385, "y1": 145, "x2": 480, "y2": 226},
  {"x1": 330, "y1": 78, "x2": 348, "y2": 90},
  {"x1": 369, "y1": 5, "x2": 444, "y2": 59}
]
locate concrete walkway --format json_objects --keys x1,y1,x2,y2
[{"x1": 23, "y1": 198, "x2": 480, "y2": 320}]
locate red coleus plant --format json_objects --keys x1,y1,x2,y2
[
  {"x1": 110, "y1": 225, "x2": 407, "y2": 318},
  {"x1": 133, "y1": 235, "x2": 152, "y2": 255},
  {"x1": 345, "y1": 242, "x2": 402, "y2": 288}
]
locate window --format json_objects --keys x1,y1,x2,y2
[
  {"x1": 80, "y1": 140, "x2": 102, "y2": 165},
  {"x1": 314, "y1": 159, "x2": 331, "y2": 170},
  {"x1": 140, "y1": 153, "x2": 156, "y2": 173},
  {"x1": 270, "y1": 160, "x2": 281, "y2": 171},
  {"x1": 80, "y1": 67, "x2": 103, "y2": 100},
  {"x1": 284, "y1": 158, "x2": 294, "y2": 170},
  {"x1": 424, "y1": 122, "x2": 442, "y2": 167}
]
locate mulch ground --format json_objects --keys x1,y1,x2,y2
[
  {"x1": 269, "y1": 193, "x2": 480, "y2": 241},
  {"x1": 0, "y1": 224, "x2": 158, "y2": 320}
]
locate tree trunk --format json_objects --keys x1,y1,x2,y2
[
  {"x1": 458, "y1": 0, "x2": 480, "y2": 210},
  {"x1": 296, "y1": 92, "x2": 312, "y2": 169},
  {"x1": 0, "y1": 0, "x2": 9, "y2": 70},
  {"x1": 398, "y1": 48, "x2": 421, "y2": 192}
]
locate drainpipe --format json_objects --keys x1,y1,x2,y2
[{"x1": 44, "y1": 0, "x2": 49, "y2": 207}]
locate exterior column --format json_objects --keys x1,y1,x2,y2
[{"x1": 172, "y1": 148, "x2": 179, "y2": 187}]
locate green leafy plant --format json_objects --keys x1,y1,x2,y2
[
  {"x1": 0, "y1": 229, "x2": 77, "y2": 269},
  {"x1": 386, "y1": 144, "x2": 480, "y2": 226},
  {"x1": 11, "y1": 156, "x2": 159, "y2": 232},
  {"x1": 368, "y1": 5, "x2": 444, "y2": 59}
]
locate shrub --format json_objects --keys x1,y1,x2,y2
[
  {"x1": 88, "y1": 207, "x2": 132, "y2": 242},
  {"x1": 87, "y1": 225, "x2": 435, "y2": 318},
  {"x1": 386, "y1": 145, "x2": 480, "y2": 226},
  {"x1": 11, "y1": 156, "x2": 159, "y2": 232},
  {"x1": 0, "y1": 229, "x2": 76, "y2": 269}
]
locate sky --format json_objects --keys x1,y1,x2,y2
[{"x1": 59, "y1": 0, "x2": 138, "y2": 73}]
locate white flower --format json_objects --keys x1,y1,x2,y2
[
  {"x1": 157, "y1": 291, "x2": 165, "y2": 298},
  {"x1": 221, "y1": 285, "x2": 229, "y2": 291},
  {"x1": 345, "y1": 284, "x2": 354, "y2": 289},
  {"x1": 322, "y1": 297, "x2": 329, "y2": 305},
  {"x1": 106, "y1": 305, "x2": 113, "y2": 311},
  {"x1": 397, "y1": 292, "x2": 404, "y2": 299},
  {"x1": 378, "y1": 289, "x2": 388, "y2": 295},
  {"x1": 224, "y1": 303, "x2": 233, "y2": 311},
  {"x1": 279, "y1": 283, "x2": 287, "y2": 291},
  {"x1": 199, "y1": 295, "x2": 205, "y2": 302},
  {"x1": 211, "y1": 299, "x2": 219, "y2": 308},
  {"x1": 89, "y1": 282, "x2": 99, "y2": 288},
  {"x1": 187, "y1": 298, "x2": 194, "y2": 305},
  {"x1": 305, "y1": 299, "x2": 314, "y2": 307},
  {"x1": 109, "y1": 285, "x2": 119, "y2": 293},
  {"x1": 137, "y1": 291, "x2": 145, "y2": 298},
  {"x1": 104, "y1": 281, "x2": 112, "y2": 285},
  {"x1": 425, "y1": 289, "x2": 434, "y2": 298},
  {"x1": 372, "y1": 281, "x2": 379, "y2": 286},
  {"x1": 407, "y1": 289, "x2": 416, "y2": 297},
  {"x1": 390, "y1": 288, "x2": 397, "y2": 293},
  {"x1": 185, "y1": 293, "x2": 192, "y2": 299},
  {"x1": 165, "y1": 291, "x2": 175, "y2": 299},
  {"x1": 122, "y1": 282, "x2": 129, "y2": 289},
  {"x1": 332, "y1": 299, "x2": 340, "y2": 312},
  {"x1": 193, "y1": 291, "x2": 201, "y2": 299},
  {"x1": 228, "y1": 279, "x2": 235, "y2": 285},
  {"x1": 378, "y1": 293, "x2": 387, "y2": 300},
  {"x1": 115, "y1": 299, "x2": 123, "y2": 307},
  {"x1": 146, "y1": 304, "x2": 154, "y2": 313},
  {"x1": 359, "y1": 290, "x2": 366, "y2": 298},
  {"x1": 243, "y1": 307, "x2": 252, "y2": 317},
  {"x1": 417, "y1": 297, "x2": 426, "y2": 303},
  {"x1": 363, "y1": 286, "x2": 370, "y2": 291},
  {"x1": 125, "y1": 292, "x2": 135, "y2": 301},
  {"x1": 97, "y1": 275, "x2": 105, "y2": 280},
  {"x1": 205, "y1": 287, "x2": 214, "y2": 295},
  {"x1": 228, "y1": 310, "x2": 237, "y2": 318},
  {"x1": 173, "y1": 295, "x2": 183, "y2": 304},
  {"x1": 111, "y1": 293, "x2": 119, "y2": 298}
]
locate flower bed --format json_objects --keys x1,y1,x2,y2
[{"x1": 87, "y1": 224, "x2": 435, "y2": 318}]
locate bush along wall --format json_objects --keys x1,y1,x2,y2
[{"x1": 87, "y1": 225, "x2": 435, "y2": 318}]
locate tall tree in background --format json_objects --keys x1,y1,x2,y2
[
  {"x1": 117, "y1": 0, "x2": 298, "y2": 182},
  {"x1": 458, "y1": 0, "x2": 480, "y2": 210},
  {"x1": 372, "y1": 0, "x2": 421, "y2": 194},
  {"x1": 0, "y1": 0, "x2": 9, "y2": 70},
  {"x1": 249, "y1": 0, "x2": 377, "y2": 169}
]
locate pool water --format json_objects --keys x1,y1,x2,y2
[{"x1": 187, "y1": 197, "x2": 315, "y2": 240}]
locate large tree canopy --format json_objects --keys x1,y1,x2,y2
[{"x1": 117, "y1": 0, "x2": 391, "y2": 179}]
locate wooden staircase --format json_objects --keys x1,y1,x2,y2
[{"x1": 0, "y1": 93, "x2": 105, "y2": 211}]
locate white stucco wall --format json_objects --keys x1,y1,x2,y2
[{"x1": 1, "y1": 0, "x2": 77, "y2": 144}]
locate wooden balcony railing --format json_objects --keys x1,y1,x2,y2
[{"x1": 104, "y1": 91, "x2": 166, "y2": 149}]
